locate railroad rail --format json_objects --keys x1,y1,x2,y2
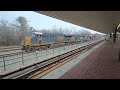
[
  {"x1": 0, "y1": 40, "x2": 93, "y2": 57},
  {"x1": 0, "y1": 41, "x2": 82, "y2": 58},
  {"x1": 0, "y1": 46, "x2": 21, "y2": 53},
  {"x1": 0, "y1": 46, "x2": 20, "y2": 49},
  {"x1": 0, "y1": 39, "x2": 104, "y2": 79},
  {"x1": 0, "y1": 40, "x2": 94, "y2": 72}
]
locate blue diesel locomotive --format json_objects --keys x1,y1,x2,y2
[
  {"x1": 21, "y1": 32, "x2": 92, "y2": 51},
  {"x1": 21, "y1": 32, "x2": 75, "y2": 51}
]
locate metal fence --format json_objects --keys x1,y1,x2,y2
[{"x1": 0, "y1": 38, "x2": 104, "y2": 72}]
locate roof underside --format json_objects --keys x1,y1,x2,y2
[{"x1": 36, "y1": 11, "x2": 120, "y2": 34}]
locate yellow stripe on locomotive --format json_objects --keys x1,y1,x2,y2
[{"x1": 25, "y1": 36, "x2": 31, "y2": 46}]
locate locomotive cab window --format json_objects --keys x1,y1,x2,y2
[{"x1": 31, "y1": 34, "x2": 36, "y2": 38}]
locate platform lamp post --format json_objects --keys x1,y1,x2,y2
[
  {"x1": 110, "y1": 33, "x2": 112, "y2": 38},
  {"x1": 113, "y1": 30, "x2": 117, "y2": 44},
  {"x1": 115, "y1": 24, "x2": 120, "y2": 61},
  {"x1": 113, "y1": 24, "x2": 120, "y2": 44}
]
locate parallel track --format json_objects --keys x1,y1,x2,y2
[
  {"x1": 0, "y1": 42, "x2": 81, "y2": 58},
  {"x1": 0, "y1": 46, "x2": 21, "y2": 53},
  {"x1": 27, "y1": 41, "x2": 100, "y2": 79},
  {"x1": 0, "y1": 40, "x2": 104, "y2": 79}
]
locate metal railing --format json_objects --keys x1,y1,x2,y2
[{"x1": 0, "y1": 38, "x2": 105, "y2": 72}]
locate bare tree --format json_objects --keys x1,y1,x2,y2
[
  {"x1": 0, "y1": 19, "x2": 17, "y2": 46},
  {"x1": 14, "y1": 16, "x2": 30, "y2": 42},
  {"x1": 0, "y1": 17, "x2": 36, "y2": 46}
]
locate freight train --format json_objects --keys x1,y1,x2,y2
[{"x1": 21, "y1": 32, "x2": 100, "y2": 52}]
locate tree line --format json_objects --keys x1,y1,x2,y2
[{"x1": 0, "y1": 16, "x2": 91, "y2": 46}]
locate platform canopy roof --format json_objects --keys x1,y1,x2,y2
[{"x1": 36, "y1": 11, "x2": 120, "y2": 34}]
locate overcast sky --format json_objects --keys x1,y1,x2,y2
[{"x1": 0, "y1": 11, "x2": 105, "y2": 35}]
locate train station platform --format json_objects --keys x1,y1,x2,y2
[
  {"x1": 41, "y1": 38, "x2": 120, "y2": 79},
  {"x1": 58, "y1": 38, "x2": 120, "y2": 79}
]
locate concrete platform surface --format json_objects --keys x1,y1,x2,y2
[
  {"x1": 59, "y1": 38, "x2": 120, "y2": 79},
  {"x1": 41, "y1": 41, "x2": 105, "y2": 79}
]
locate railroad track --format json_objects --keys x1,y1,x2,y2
[
  {"x1": 0, "y1": 40, "x2": 104, "y2": 79},
  {"x1": 0, "y1": 42, "x2": 81, "y2": 58},
  {"x1": 0, "y1": 46, "x2": 20, "y2": 49},
  {"x1": 0, "y1": 47, "x2": 21, "y2": 53},
  {"x1": 26, "y1": 41, "x2": 100, "y2": 79}
]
